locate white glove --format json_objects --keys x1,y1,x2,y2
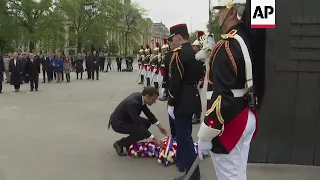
[
  {"x1": 168, "y1": 105, "x2": 175, "y2": 119},
  {"x1": 197, "y1": 139, "x2": 212, "y2": 160}
]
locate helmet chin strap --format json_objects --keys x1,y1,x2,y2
[{"x1": 218, "y1": 8, "x2": 233, "y2": 31}]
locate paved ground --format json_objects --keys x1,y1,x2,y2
[{"x1": 0, "y1": 69, "x2": 319, "y2": 180}]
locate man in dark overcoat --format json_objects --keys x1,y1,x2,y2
[
  {"x1": 25, "y1": 53, "x2": 41, "y2": 91},
  {"x1": 91, "y1": 51, "x2": 99, "y2": 80},
  {"x1": 41, "y1": 53, "x2": 50, "y2": 83},
  {"x1": 85, "y1": 51, "x2": 93, "y2": 79},
  {"x1": 0, "y1": 54, "x2": 4, "y2": 93}
]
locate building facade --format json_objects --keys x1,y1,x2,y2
[{"x1": 150, "y1": 22, "x2": 170, "y2": 48}]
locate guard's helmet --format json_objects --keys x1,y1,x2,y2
[
  {"x1": 212, "y1": 0, "x2": 246, "y2": 27},
  {"x1": 161, "y1": 39, "x2": 169, "y2": 49},
  {"x1": 139, "y1": 45, "x2": 144, "y2": 53},
  {"x1": 144, "y1": 45, "x2": 150, "y2": 54},
  {"x1": 153, "y1": 42, "x2": 160, "y2": 52}
]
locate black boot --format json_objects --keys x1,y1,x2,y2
[
  {"x1": 146, "y1": 77, "x2": 150, "y2": 86},
  {"x1": 154, "y1": 82, "x2": 159, "y2": 89},
  {"x1": 138, "y1": 75, "x2": 144, "y2": 84}
]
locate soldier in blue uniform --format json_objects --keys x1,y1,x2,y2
[{"x1": 167, "y1": 24, "x2": 204, "y2": 180}]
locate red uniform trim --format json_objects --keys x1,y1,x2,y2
[
  {"x1": 159, "y1": 67, "x2": 165, "y2": 76},
  {"x1": 154, "y1": 68, "x2": 159, "y2": 74},
  {"x1": 206, "y1": 106, "x2": 258, "y2": 152}
]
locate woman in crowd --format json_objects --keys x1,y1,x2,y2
[
  {"x1": 75, "y1": 53, "x2": 84, "y2": 80},
  {"x1": 54, "y1": 55, "x2": 63, "y2": 83},
  {"x1": 63, "y1": 56, "x2": 72, "y2": 83}
]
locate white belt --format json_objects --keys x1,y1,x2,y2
[
  {"x1": 206, "y1": 89, "x2": 247, "y2": 99},
  {"x1": 161, "y1": 64, "x2": 165, "y2": 67}
]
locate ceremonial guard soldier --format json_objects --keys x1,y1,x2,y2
[
  {"x1": 143, "y1": 45, "x2": 152, "y2": 86},
  {"x1": 191, "y1": 30, "x2": 212, "y2": 124},
  {"x1": 197, "y1": 1, "x2": 259, "y2": 180},
  {"x1": 158, "y1": 38, "x2": 170, "y2": 101},
  {"x1": 167, "y1": 23, "x2": 204, "y2": 180},
  {"x1": 137, "y1": 45, "x2": 145, "y2": 84},
  {"x1": 149, "y1": 42, "x2": 161, "y2": 89}
]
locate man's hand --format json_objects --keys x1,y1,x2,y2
[
  {"x1": 157, "y1": 124, "x2": 168, "y2": 136},
  {"x1": 168, "y1": 105, "x2": 175, "y2": 119},
  {"x1": 153, "y1": 137, "x2": 164, "y2": 148},
  {"x1": 197, "y1": 139, "x2": 212, "y2": 160}
]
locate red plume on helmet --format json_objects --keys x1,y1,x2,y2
[
  {"x1": 163, "y1": 38, "x2": 167, "y2": 45},
  {"x1": 197, "y1": 31, "x2": 205, "y2": 40},
  {"x1": 146, "y1": 44, "x2": 149, "y2": 49},
  {"x1": 155, "y1": 42, "x2": 159, "y2": 47}
]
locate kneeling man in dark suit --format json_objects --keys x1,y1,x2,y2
[{"x1": 108, "y1": 87, "x2": 167, "y2": 156}]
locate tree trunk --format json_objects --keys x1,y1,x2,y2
[
  {"x1": 29, "y1": 41, "x2": 35, "y2": 52},
  {"x1": 77, "y1": 36, "x2": 82, "y2": 54},
  {"x1": 124, "y1": 33, "x2": 128, "y2": 57}
]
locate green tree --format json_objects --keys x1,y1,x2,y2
[
  {"x1": 36, "y1": 8, "x2": 66, "y2": 52},
  {"x1": 207, "y1": 18, "x2": 221, "y2": 42},
  {"x1": 60, "y1": 0, "x2": 123, "y2": 53},
  {"x1": 107, "y1": 40, "x2": 118, "y2": 55},
  {"x1": 119, "y1": 2, "x2": 145, "y2": 57},
  {"x1": 4, "y1": 0, "x2": 54, "y2": 51},
  {"x1": 189, "y1": 31, "x2": 197, "y2": 43},
  {"x1": 0, "y1": 8, "x2": 19, "y2": 53}
]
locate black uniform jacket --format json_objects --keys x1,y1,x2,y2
[
  {"x1": 109, "y1": 92, "x2": 158, "y2": 136},
  {"x1": 162, "y1": 51, "x2": 173, "y2": 89},
  {"x1": 205, "y1": 23, "x2": 252, "y2": 153},
  {"x1": 167, "y1": 42, "x2": 205, "y2": 115}
]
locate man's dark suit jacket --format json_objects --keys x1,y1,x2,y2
[{"x1": 109, "y1": 92, "x2": 158, "y2": 136}]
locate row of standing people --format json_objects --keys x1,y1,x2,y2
[{"x1": 0, "y1": 52, "x2": 76, "y2": 93}]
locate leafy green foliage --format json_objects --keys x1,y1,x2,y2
[
  {"x1": 107, "y1": 39, "x2": 118, "y2": 55},
  {"x1": 119, "y1": 2, "x2": 145, "y2": 57},
  {"x1": 0, "y1": 0, "x2": 149, "y2": 55},
  {"x1": 207, "y1": 17, "x2": 221, "y2": 42},
  {"x1": 189, "y1": 31, "x2": 197, "y2": 43}
]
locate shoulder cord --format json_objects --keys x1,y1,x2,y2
[
  {"x1": 207, "y1": 39, "x2": 237, "y2": 84},
  {"x1": 169, "y1": 52, "x2": 184, "y2": 80}
]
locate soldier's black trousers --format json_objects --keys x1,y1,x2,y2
[
  {"x1": 112, "y1": 117, "x2": 151, "y2": 148},
  {"x1": 0, "y1": 82, "x2": 2, "y2": 92}
]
